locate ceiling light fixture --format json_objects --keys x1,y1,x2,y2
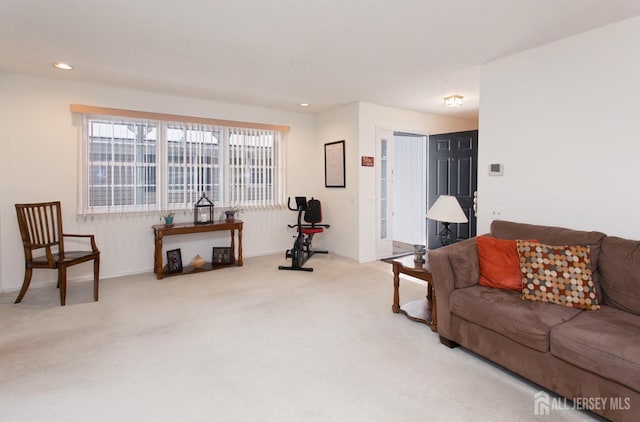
[
  {"x1": 52, "y1": 62, "x2": 73, "y2": 70},
  {"x1": 298, "y1": 103, "x2": 310, "y2": 107},
  {"x1": 444, "y1": 95, "x2": 463, "y2": 108}
]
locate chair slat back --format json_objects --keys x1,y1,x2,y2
[{"x1": 15, "y1": 202, "x2": 63, "y2": 251}]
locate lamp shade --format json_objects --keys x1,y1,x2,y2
[{"x1": 426, "y1": 195, "x2": 468, "y2": 223}]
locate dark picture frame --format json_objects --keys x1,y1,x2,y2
[
  {"x1": 166, "y1": 248, "x2": 183, "y2": 273},
  {"x1": 324, "y1": 140, "x2": 346, "y2": 188},
  {"x1": 212, "y1": 246, "x2": 233, "y2": 265}
]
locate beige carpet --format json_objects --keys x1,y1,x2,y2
[{"x1": 0, "y1": 254, "x2": 598, "y2": 421}]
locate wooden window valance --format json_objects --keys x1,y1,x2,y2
[{"x1": 70, "y1": 104, "x2": 290, "y2": 133}]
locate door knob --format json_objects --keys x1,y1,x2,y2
[{"x1": 473, "y1": 191, "x2": 478, "y2": 217}]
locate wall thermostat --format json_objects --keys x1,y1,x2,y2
[{"x1": 489, "y1": 163, "x2": 504, "y2": 176}]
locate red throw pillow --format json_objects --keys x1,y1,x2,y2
[{"x1": 476, "y1": 236, "x2": 535, "y2": 291}]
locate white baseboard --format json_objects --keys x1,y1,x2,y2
[{"x1": 1, "y1": 251, "x2": 354, "y2": 293}]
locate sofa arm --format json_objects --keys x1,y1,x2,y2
[{"x1": 429, "y1": 237, "x2": 478, "y2": 341}]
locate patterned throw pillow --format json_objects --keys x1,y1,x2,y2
[{"x1": 516, "y1": 241, "x2": 601, "y2": 310}]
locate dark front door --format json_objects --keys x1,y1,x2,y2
[{"x1": 427, "y1": 130, "x2": 478, "y2": 249}]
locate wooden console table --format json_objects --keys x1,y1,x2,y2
[
  {"x1": 152, "y1": 220, "x2": 243, "y2": 279},
  {"x1": 391, "y1": 254, "x2": 437, "y2": 332}
]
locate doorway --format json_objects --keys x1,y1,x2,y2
[
  {"x1": 392, "y1": 132, "x2": 426, "y2": 255},
  {"x1": 375, "y1": 128, "x2": 478, "y2": 259},
  {"x1": 427, "y1": 130, "x2": 479, "y2": 249},
  {"x1": 375, "y1": 128, "x2": 427, "y2": 259}
]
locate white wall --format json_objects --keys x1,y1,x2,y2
[
  {"x1": 314, "y1": 103, "x2": 360, "y2": 259},
  {"x1": 0, "y1": 73, "x2": 316, "y2": 292},
  {"x1": 478, "y1": 16, "x2": 640, "y2": 239}
]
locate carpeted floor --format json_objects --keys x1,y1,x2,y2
[{"x1": 0, "y1": 254, "x2": 599, "y2": 421}]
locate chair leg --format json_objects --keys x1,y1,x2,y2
[
  {"x1": 93, "y1": 256, "x2": 100, "y2": 302},
  {"x1": 15, "y1": 267, "x2": 33, "y2": 303},
  {"x1": 59, "y1": 266, "x2": 67, "y2": 306}
]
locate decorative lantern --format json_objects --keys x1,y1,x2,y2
[{"x1": 194, "y1": 192, "x2": 214, "y2": 225}]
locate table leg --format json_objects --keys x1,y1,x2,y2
[
  {"x1": 430, "y1": 290, "x2": 438, "y2": 333},
  {"x1": 237, "y1": 225, "x2": 243, "y2": 266},
  {"x1": 154, "y1": 232, "x2": 164, "y2": 280},
  {"x1": 392, "y1": 262, "x2": 400, "y2": 313},
  {"x1": 230, "y1": 229, "x2": 236, "y2": 263}
]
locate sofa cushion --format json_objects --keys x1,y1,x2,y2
[
  {"x1": 449, "y1": 240, "x2": 480, "y2": 289},
  {"x1": 450, "y1": 285, "x2": 582, "y2": 352},
  {"x1": 599, "y1": 236, "x2": 640, "y2": 316},
  {"x1": 551, "y1": 305, "x2": 640, "y2": 392},
  {"x1": 476, "y1": 236, "x2": 522, "y2": 291},
  {"x1": 516, "y1": 241, "x2": 600, "y2": 310}
]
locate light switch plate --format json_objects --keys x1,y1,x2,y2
[{"x1": 489, "y1": 163, "x2": 503, "y2": 176}]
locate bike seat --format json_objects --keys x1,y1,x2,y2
[{"x1": 302, "y1": 228, "x2": 324, "y2": 234}]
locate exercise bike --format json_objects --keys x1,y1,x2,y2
[{"x1": 278, "y1": 196, "x2": 330, "y2": 272}]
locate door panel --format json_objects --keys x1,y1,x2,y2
[
  {"x1": 427, "y1": 130, "x2": 478, "y2": 249},
  {"x1": 458, "y1": 157, "x2": 472, "y2": 196},
  {"x1": 436, "y1": 158, "x2": 450, "y2": 194}
]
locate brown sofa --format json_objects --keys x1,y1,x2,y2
[{"x1": 429, "y1": 220, "x2": 640, "y2": 421}]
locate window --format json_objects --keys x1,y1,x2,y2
[
  {"x1": 86, "y1": 120, "x2": 158, "y2": 209},
  {"x1": 79, "y1": 110, "x2": 286, "y2": 215},
  {"x1": 164, "y1": 123, "x2": 222, "y2": 208}
]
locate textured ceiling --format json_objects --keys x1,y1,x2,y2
[{"x1": 2, "y1": 0, "x2": 640, "y2": 120}]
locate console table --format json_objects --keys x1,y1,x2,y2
[
  {"x1": 391, "y1": 254, "x2": 437, "y2": 332},
  {"x1": 152, "y1": 220, "x2": 243, "y2": 279}
]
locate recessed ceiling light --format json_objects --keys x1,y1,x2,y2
[
  {"x1": 52, "y1": 63, "x2": 73, "y2": 70},
  {"x1": 298, "y1": 103, "x2": 310, "y2": 107},
  {"x1": 444, "y1": 95, "x2": 463, "y2": 107}
]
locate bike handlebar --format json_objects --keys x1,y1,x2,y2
[
  {"x1": 286, "y1": 197, "x2": 296, "y2": 211},
  {"x1": 286, "y1": 196, "x2": 308, "y2": 211}
]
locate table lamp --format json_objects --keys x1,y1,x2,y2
[{"x1": 426, "y1": 195, "x2": 468, "y2": 246}]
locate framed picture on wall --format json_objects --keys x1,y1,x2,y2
[
  {"x1": 166, "y1": 248, "x2": 183, "y2": 273},
  {"x1": 324, "y1": 140, "x2": 346, "y2": 188}
]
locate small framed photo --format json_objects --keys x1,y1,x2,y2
[
  {"x1": 212, "y1": 247, "x2": 233, "y2": 265},
  {"x1": 361, "y1": 156, "x2": 374, "y2": 167},
  {"x1": 166, "y1": 248, "x2": 183, "y2": 273}
]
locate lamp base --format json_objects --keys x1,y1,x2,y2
[{"x1": 438, "y1": 222, "x2": 455, "y2": 246}]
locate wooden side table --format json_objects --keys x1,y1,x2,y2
[
  {"x1": 152, "y1": 220, "x2": 243, "y2": 280},
  {"x1": 391, "y1": 254, "x2": 437, "y2": 332}
]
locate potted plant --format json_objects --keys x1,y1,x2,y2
[
  {"x1": 223, "y1": 207, "x2": 242, "y2": 222},
  {"x1": 161, "y1": 212, "x2": 175, "y2": 226}
]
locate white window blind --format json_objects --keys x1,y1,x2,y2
[
  {"x1": 79, "y1": 112, "x2": 286, "y2": 216},
  {"x1": 227, "y1": 128, "x2": 284, "y2": 208},
  {"x1": 84, "y1": 117, "x2": 158, "y2": 213},
  {"x1": 164, "y1": 122, "x2": 222, "y2": 210}
]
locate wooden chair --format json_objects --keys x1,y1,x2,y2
[{"x1": 15, "y1": 201, "x2": 100, "y2": 306}]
